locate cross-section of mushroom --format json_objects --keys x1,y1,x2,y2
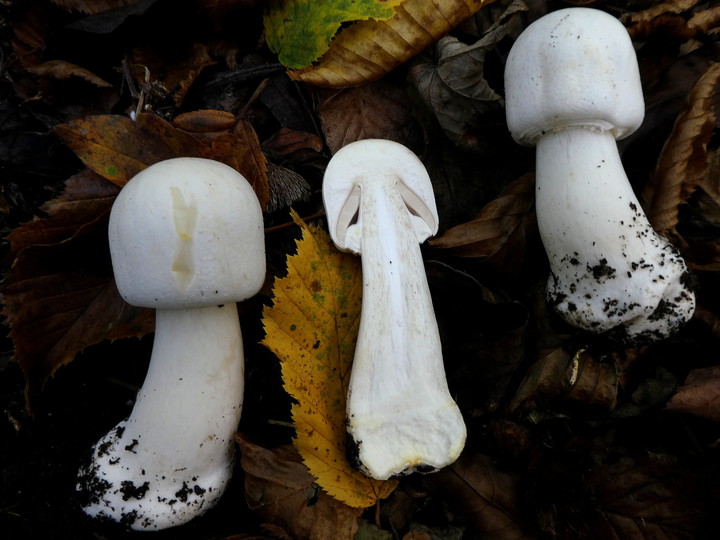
[
  {"x1": 322, "y1": 139, "x2": 466, "y2": 481},
  {"x1": 503, "y1": 7, "x2": 695, "y2": 343},
  {"x1": 76, "y1": 157, "x2": 265, "y2": 530}
]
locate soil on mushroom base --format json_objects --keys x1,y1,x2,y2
[{"x1": 0, "y1": 336, "x2": 261, "y2": 539}]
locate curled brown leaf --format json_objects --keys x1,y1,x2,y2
[
  {"x1": 428, "y1": 173, "x2": 536, "y2": 272},
  {"x1": 642, "y1": 62, "x2": 720, "y2": 234},
  {"x1": 25, "y1": 60, "x2": 113, "y2": 87}
]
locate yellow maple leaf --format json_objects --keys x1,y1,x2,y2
[{"x1": 262, "y1": 211, "x2": 398, "y2": 508}]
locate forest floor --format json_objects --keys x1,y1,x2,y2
[{"x1": 1, "y1": 1, "x2": 720, "y2": 539}]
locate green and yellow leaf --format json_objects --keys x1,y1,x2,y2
[
  {"x1": 287, "y1": 0, "x2": 498, "y2": 87},
  {"x1": 264, "y1": 0, "x2": 405, "y2": 70}
]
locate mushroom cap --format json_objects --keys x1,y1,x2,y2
[
  {"x1": 504, "y1": 7, "x2": 645, "y2": 145},
  {"x1": 109, "y1": 157, "x2": 265, "y2": 309},
  {"x1": 322, "y1": 139, "x2": 438, "y2": 254}
]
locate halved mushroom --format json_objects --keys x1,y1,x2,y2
[{"x1": 323, "y1": 139, "x2": 466, "y2": 481}]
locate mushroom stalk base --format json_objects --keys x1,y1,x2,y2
[
  {"x1": 347, "y1": 178, "x2": 466, "y2": 481},
  {"x1": 536, "y1": 127, "x2": 695, "y2": 341},
  {"x1": 77, "y1": 304, "x2": 244, "y2": 530}
]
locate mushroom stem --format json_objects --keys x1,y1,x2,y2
[
  {"x1": 537, "y1": 126, "x2": 693, "y2": 338},
  {"x1": 348, "y1": 176, "x2": 466, "y2": 481},
  {"x1": 78, "y1": 303, "x2": 243, "y2": 530}
]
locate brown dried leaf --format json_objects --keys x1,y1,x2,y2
[
  {"x1": 424, "y1": 452, "x2": 530, "y2": 539},
  {"x1": 2, "y1": 172, "x2": 154, "y2": 407},
  {"x1": 411, "y1": 0, "x2": 526, "y2": 150},
  {"x1": 665, "y1": 366, "x2": 720, "y2": 421},
  {"x1": 261, "y1": 128, "x2": 324, "y2": 162},
  {"x1": 172, "y1": 109, "x2": 237, "y2": 133},
  {"x1": 428, "y1": 262, "x2": 529, "y2": 415},
  {"x1": 402, "y1": 531, "x2": 432, "y2": 540},
  {"x1": 236, "y1": 435, "x2": 363, "y2": 539},
  {"x1": 290, "y1": 0, "x2": 497, "y2": 87},
  {"x1": 622, "y1": 0, "x2": 720, "y2": 40},
  {"x1": 428, "y1": 173, "x2": 536, "y2": 272},
  {"x1": 584, "y1": 452, "x2": 708, "y2": 537},
  {"x1": 10, "y1": 3, "x2": 68, "y2": 71},
  {"x1": 688, "y1": 5, "x2": 720, "y2": 35},
  {"x1": 4, "y1": 171, "x2": 119, "y2": 261},
  {"x1": 316, "y1": 81, "x2": 420, "y2": 155},
  {"x1": 642, "y1": 61, "x2": 720, "y2": 234},
  {"x1": 54, "y1": 113, "x2": 212, "y2": 186},
  {"x1": 25, "y1": 60, "x2": 112, "y2": 87},
  {"x1": 53, "y1": 112, "x2": 270, "y2": 207},
  {"x1": 510, "y1": 348, "x2": 618, "y2": 416},
  {"x1": 683, "y1": 147, "x2": 720, "y2": 270},
  {"x1": 212, "y1": 119, "x2": 271, "y2": 210}
]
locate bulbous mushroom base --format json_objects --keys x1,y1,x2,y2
[
  {"x1": 77, "y1": 420, "x2": 233, "y2": 531},
  {"x1": 347, "y1": 401, "x2": 466, "y2": 481},
  {"x1": 546, "y1": 241, "x2": 696, "y2": 344}
]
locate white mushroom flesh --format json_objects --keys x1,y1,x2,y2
[{"x1": 323, "y1": 139, "x2": 466, "y2": 481}]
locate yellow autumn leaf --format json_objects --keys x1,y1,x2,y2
[
  {"x1": 261, "y1": 212, "x2": 398, "y2": 508},
  {"x1": 289, "y1": 0, "x2": 498, "y2": 87}
]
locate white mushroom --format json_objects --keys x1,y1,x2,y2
[
  {"x1": 322, "y1": 139, "x2": 466, "y2": 481},
  {"x1": 504, "y1": 7, "x2": 695, "y2": 342},
  {"x1": 77, "y1": 157, "x2": 265, "y2": 530}
]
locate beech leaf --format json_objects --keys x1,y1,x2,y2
[
  {"x1": 622, "y1": 0, "x2": 719, "y2": 40},
  {"x1": 261, "y1": 212, "x2": 397, "y2": 508},
  {"x1": 287, "y1": 0, "x2": 498, "y2": 87},
  {"x1": 530, "y1": 440, "x2": 709, "y2": 538},
  {"x1": 25, "y1": 60, "x2": 113, "y2": 87}
]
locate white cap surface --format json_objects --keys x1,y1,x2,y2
[
  {"x1": 504, "y1": 8, "x2": 645, "y2": 145},
  {"x1": 109, "y1": 157, "x2": 265, "y2": 309},
  {"x1": 322, "y1": 139, "x2": 438, "y2": 254}
]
